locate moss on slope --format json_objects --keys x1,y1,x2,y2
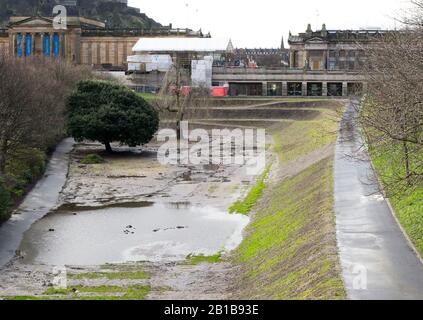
[{"x1": 233, "y1": 158, "x2": 346, "y2": 300}]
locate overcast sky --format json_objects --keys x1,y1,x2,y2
[{"x1": 129, "y1": 0, "x2": 412, "y2": 48}]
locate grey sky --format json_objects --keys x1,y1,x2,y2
[{"x1": 129, "y1": 0, "x2": 411, "y2": 48}]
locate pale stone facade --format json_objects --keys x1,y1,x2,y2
[
  {"x1": 2, "y1": 16, "x2": 204, "y2": 68},
  {"x1": 288, "y1": 24, "x2": 384, "y2": 71}
]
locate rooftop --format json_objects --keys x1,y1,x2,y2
[
  {"x1": 132, "y1": 37, "x2": 231, "y2": 53},
  {"x1": 289, "y1": 24, "x2": 389, "y2": 44}
]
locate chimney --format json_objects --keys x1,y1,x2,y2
[
  {"x1": 306, "y1": 24, "x2": 312, "y2": 34},
  {"x1": 321, "y1": 23, "x2": 328, "y2": 37}
]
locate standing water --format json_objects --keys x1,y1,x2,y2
[{"x1": 19, "y1": 203, "x2": 249, "y2": 265}]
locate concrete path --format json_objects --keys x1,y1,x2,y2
[
  {"x1": 335, "y1": 103, "x2": 423, "y2": 300},
  {"x1": 0, "y1": 138, "x2": 75, "y2": 268}
]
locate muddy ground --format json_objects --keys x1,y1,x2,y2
[{"x1": 0, "y1": 99, "x2": 344, "y2": 300}]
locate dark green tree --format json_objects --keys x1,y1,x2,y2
[{"x1": 67, "y1": 80, "x2": 159, "y2": 152}]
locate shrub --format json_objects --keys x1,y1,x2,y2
[
  {"x1": 80, "y1": 154, "x2": 105, "y2": 165},
  {"x1": 67, "y1": 80, "x2": 160, "y2": 152}
]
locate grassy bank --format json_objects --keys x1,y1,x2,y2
[
  {"x1": 232, "y1": 101, "x2": 346, "y2": 300},
  {"x1": 0, "y1": 148, "x2": 47, "y2": 222},
  {"x1": 369, "y1": 143, "x2": 423, "y2": 257}
]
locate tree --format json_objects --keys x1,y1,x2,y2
[
  {"x1": 154, "y1": 58, "x2": 211, "y2": 140},
  {"x1": 0, "y1": 55, "x2": 89, "y2": 176},
  {"x1": 67, "y1": 80, "x2": 159, "y2": 152},
  {"x1": 359, "y1": 0, "x2": 423, "y2": 195}
]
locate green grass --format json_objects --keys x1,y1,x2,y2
[
  {"x1": 233, "y1": 158, "x2": 346, "y2": 300},
  {"x1": 3, "y1": 296, "x2": 50, "y2": 301},
  {"x1": 181, "y1": 253, "x2": 222, "y2": 265},
  {"x1": 139, "y1": 93, "x2": 159, "y2": 101},
  {"x1": 231, "y1": 100, "x2": 345, "y2": 300},
  {"x1": 369, "y1": 142, "x2": 423, "y2": 257},
  {"x1": 43, "y1": 284, "x2": 152, "y2": 300},
  {"x1": 229, "y1": 165, "x2": 271, "y2": 215},
  {"x1": 273, "y1": 115, "x2": 339, "y2": 163},
  {"x1": 80, "y1": 154, "x2": 105, "y2": 165},
  {"x1": 68, "y1": 271, "x2": 150, "y2": 280}
]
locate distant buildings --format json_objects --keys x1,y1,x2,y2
[
  {"x1": 0, "y1": 16, "x2": 205, "y2": 68},
  {"x1": 233, "y1": 41, "x2": 289, "y2": 68},
  {"x1": 288, "y1": 24, "x2": 385, "y2": 71},
  {"x1": 0, "y1": 16, "x2": 388, "y2": 97}
]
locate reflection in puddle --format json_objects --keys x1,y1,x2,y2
[{"x1": 19, "y1": 203, "x2": 249, "y2": 265}]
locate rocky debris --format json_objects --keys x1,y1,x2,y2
[{"x1": 153, "y1": 226, "x2": 188, "y2": 233}]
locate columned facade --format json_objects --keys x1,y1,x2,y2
[{"x1": 2, "y1": 16, "x2": 205, "y2": 68}]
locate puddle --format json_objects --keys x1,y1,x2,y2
[{"x1": 19, "y1": 203, "x2": 249, "y2": 266}]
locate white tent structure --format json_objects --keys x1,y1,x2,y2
[{"x1": 132, "y1": 37, "x2": 232, "y2": 53}]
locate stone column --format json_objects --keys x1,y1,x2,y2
[
  {"x1": 362, "y1": 82, "x2": 368, "y2": 94},
  {"x1": 60, "y1": 34, "x2": 65, "y2": 58},
  {"x1": 22, "y1": 33, "x2": 26, "y2": 58},
  {"x1": 322, "y1": 82, "x2": 328, "y2": 97},
  {"x1": 282, "y1": 82, "x2": 288, "y2": 96},
  {"x1": 324, "y1": 51, "x2": 328, "y2": 70},
  {"x1": 31, "y1": 33, "x2": 35, "y2": 57},
  {"x1": 302, "y1": 82, "x2": 308, "y2": 96},
  {"x1": 342, "y1": 82, "x2": 348, "y2": 96},
  {"x1": 10, "y1": 33, "x2": 16, "y2": 56},
  {"x1": 262, "y1": 82, "x2": 268, "y2": 96},
  {"x1": 305, "y1": 50, "x2": 310, "y2": 70},
  {"x1": 289, "y1": 51, "x2": 294, "y2": 68},
  {"x1": 40, "y1": 33, "x2": 44, "y2": 58}
]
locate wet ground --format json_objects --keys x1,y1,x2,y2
[
  {"x1": 19, "y1": 203, "x2": 249, "y2": 266},
  {"x1": 0, "y1": 131, "x2": 261, "y2": 299},
  {"x1": 335, "y1": 102, "x2": 423, "y2": 300},
  {"x1": 0, "y1": 99, "x2": 345, "y2": 299}
]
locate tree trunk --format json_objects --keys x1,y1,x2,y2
[{"x1": 105, "y1": 142, "x2": 113, "y2": 153}]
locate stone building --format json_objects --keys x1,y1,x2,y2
[
  {"x1": 288, "y1": 24, "x2": 385, "y2": 71},
  {"x1": 0, "y1": 16, "x2": 204, "y2": 68},
  {"x1": 232, "y1": 38, "x2": 289, "y2": 68}
]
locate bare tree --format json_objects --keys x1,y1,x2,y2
[
  {"x1": 0, "y1": 55, "x2": 92, "y2": 176},
  {"x1": 360, "y1": 1, "x2": 423, "y2": 195},
  {"x1": 154, "y1": 58, "x2": 211, "y2": 139}
]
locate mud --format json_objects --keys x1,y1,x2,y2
[{"x1": 0, "y1": 98, "x2": 345, "y2": 300}]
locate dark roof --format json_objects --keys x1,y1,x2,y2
[
  {"x1": 81, "y1": 27, "x2": 203, "y2": 37},
  {"x1": 289, "y1": 29, "x2": 388, "y2": 44},
  {"x1": 235, "y1": 48, "x2": 286, "y2": 55}
]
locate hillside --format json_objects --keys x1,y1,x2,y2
[{"x1": 0, "y1": 0, "x2": 162, "y2": 28}]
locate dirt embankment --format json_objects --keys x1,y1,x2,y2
[{"x1": 0, "y1": 98, "x2": 347, "y2": 300}]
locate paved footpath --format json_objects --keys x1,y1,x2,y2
[
  {"x1": 0, "y1": 138, "x2": 75, "y2": 268},
  {"x1": 335, "y1": 103, "x2": 423, "y2": 300}
]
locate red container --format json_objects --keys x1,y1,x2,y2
[{"x1": 211, "y1": 86, "x2": 229, "y2": 97}]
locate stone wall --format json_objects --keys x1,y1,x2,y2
[
  {"x1": 0, "y1": 37, "x2": 10, "y2": 55},
  {"x1": 80, "y1": 36, "x2": 139, "y2": 66}
]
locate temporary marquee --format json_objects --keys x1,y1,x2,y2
[{"x1": 132, "y1": 37, "x2": 232, "y2": 53}]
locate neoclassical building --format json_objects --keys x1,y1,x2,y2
[
  {"x1": 0, "y1": 16, "x2": 205, "y2": 67},
  {"x1": 288, "y1": 24, "x2": 385, "y2": 71}
]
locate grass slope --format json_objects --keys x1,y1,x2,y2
[
  {"x1": 369, "y1": 143, "x2": 423, "y2": 257},
  {"x1": 232, "y1": 101, "x2": 346, "y2": 300},
  {"x1": 233, "y1": 158, "x2": 346, "y2": 300}
]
